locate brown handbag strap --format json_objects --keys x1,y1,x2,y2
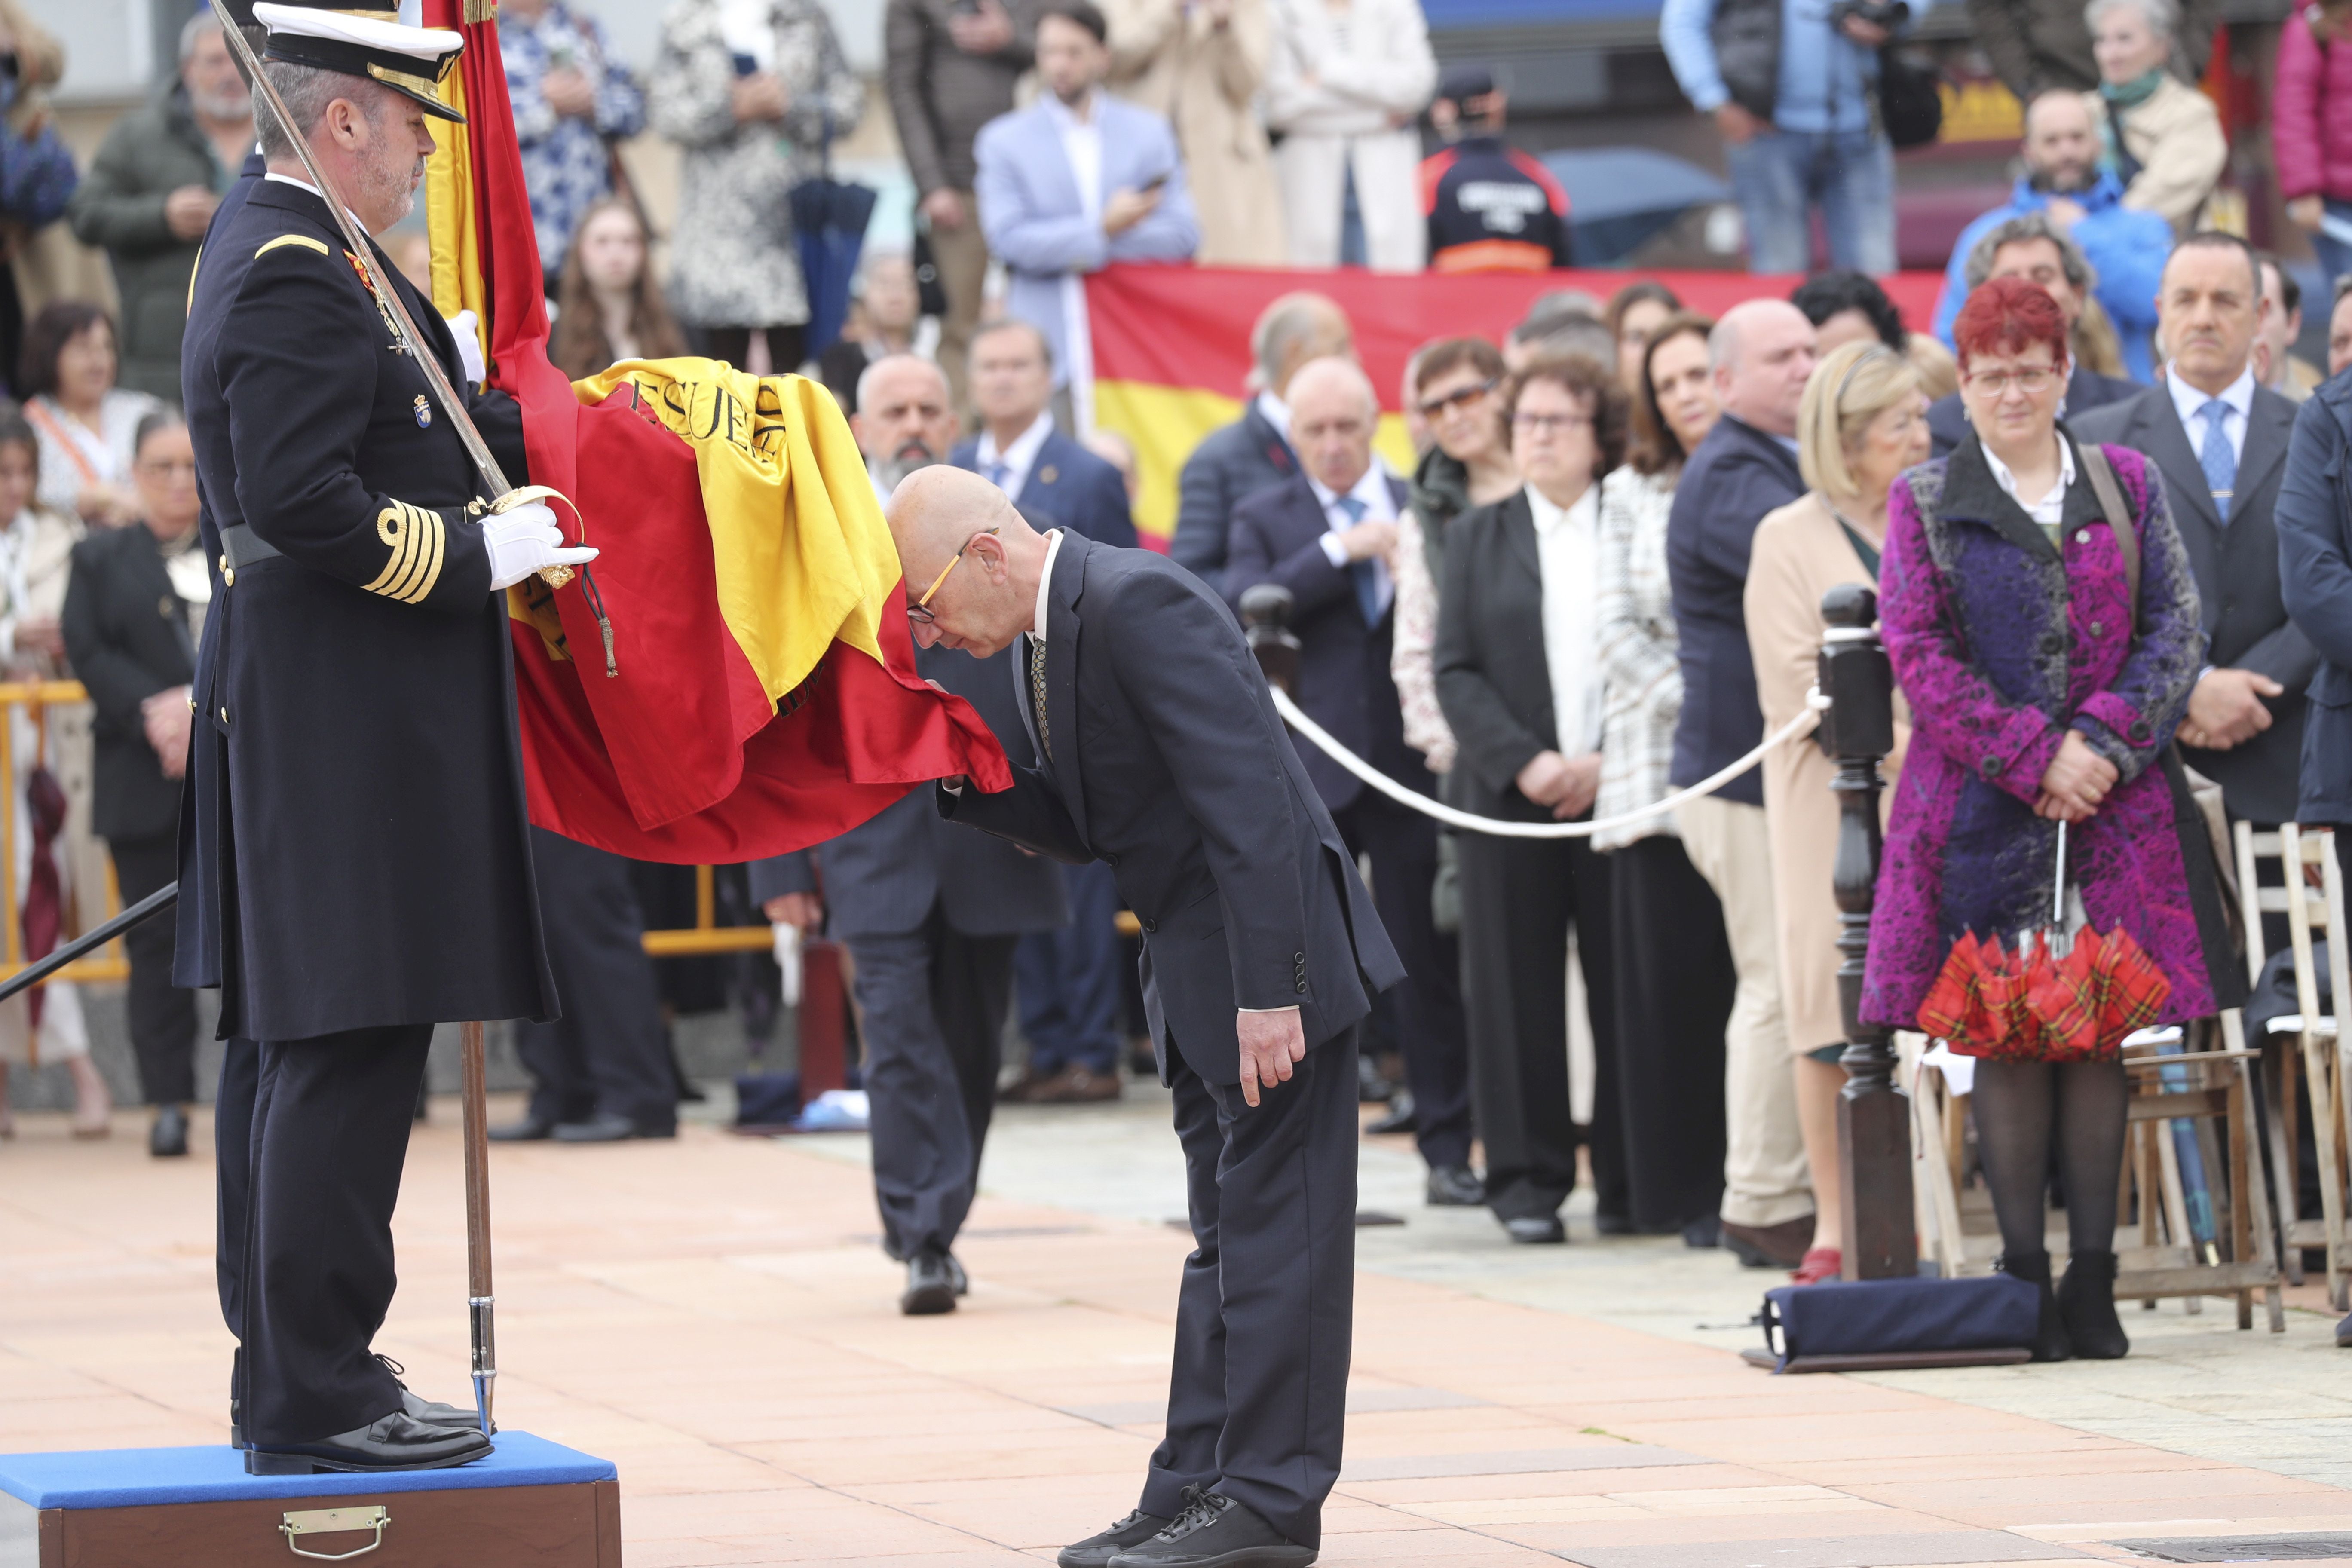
[{"x1": 2077, "y1": 441, "x2": 2139, "y2": 612}]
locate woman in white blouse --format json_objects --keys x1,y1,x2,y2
[{"x1": 19, "y1": 303, "x2": 161, "y2": 530}]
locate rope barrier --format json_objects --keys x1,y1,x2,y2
[{"x1": 1268, "y1": 685, "x2": 1830, "y2": 839}]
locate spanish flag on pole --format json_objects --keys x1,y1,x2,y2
[{"x1": 417, "y1": 0, "x2": 1008, "y2": 863}]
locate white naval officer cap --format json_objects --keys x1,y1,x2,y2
[{"x1": 251, "y1": 0, "x2": 468, "y2": 125}]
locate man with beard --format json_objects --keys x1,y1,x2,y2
[
  {"x1": 179, "y1": 0, "x2": 594, "y2": 1473},
  {"x1": 751, "y1": 353, "x2": 1067, "y2": 1315},
  {"x1": 1932, "y1": 89, "x2": 2172, "y2": 381}
]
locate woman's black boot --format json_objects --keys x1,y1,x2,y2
[
  {"x1": 2001, "y1": 1249, "x2": 2073, "y2": 1362},
  {"x1": 2058, "y1": 1250, "x2": 2130, "y2": 1359}
]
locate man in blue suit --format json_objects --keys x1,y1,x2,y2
[
  {"x1": 955, "y1": 318, "x2": 1136, "y2": 1101},
  {"x1": 972, "y1": 0, "x2": 1197, "y2": 416}
]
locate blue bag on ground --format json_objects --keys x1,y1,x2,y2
[{"x1": 1760, "y1": 1274, "x2": 2040, "y2": 1370}]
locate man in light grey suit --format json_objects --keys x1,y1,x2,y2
[
  {"x1": 753, "y1": 356, "x2": 1067, "y2": 1316},
  {"x1": 2074, "y1": 233, "x2": 2312, "y2": 827}
]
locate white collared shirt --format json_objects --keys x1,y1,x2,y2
[
  {"x1": 1528, "y1": 483, "x2": 1604, "y2": 758},
  {"x1": 1983, "y1": 435, "x2": 2076, "y2": 536},
  {"x1": 2166, "y1": 361, "x2": 2255, "y2": 467},
  {"x1": 1032, "y1": 527, "x2": 1066, "y2": 648},
  {"x1": 262, "y1": 171, "x2": 370, "y2": 234},
  {"x1": 1040, "y1": 92, "x2": 1104, "y2": 228},
  {"x1": 1309, "y1": 464, "x2": 1397, "y2": 619},
  {"x1": 976, "y1": 411, "x2": 1056, "y2": 503}
]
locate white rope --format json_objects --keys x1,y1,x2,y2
[{"x1": 1269, "y1": 685, "x2": 1829, "y2": 839}]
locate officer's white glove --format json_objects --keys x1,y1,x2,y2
[
  {"x1": 484, "y1": 500, "x2": 599, "y2": 592},
  {"x1": 446, "y1": 309, "x2": 487, "y2": 385}
]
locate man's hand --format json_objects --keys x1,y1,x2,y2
[
  {"x1": 730, "y1": 71, "x2": 789, "y2": 124},
  {"x1": 2043, "y1": 196, "x2": 2086, "y2": 233},
  {"x1": 2035, "y1": 729, "x2": 2119, "y2": 822},
  {"x1": 1515, "y1": 749, "x2": 1573, "y2": 808},
  {"x1": 921, "y1": 187, "x2": 967, "y2": 229},
  {"x1": 1103, "y1": 186, "x2": 1161, "y2": 236},
  {"x1": 1237, "y1": 1005, "x2": 1306, "y2": 1108},
  {"x1": 949, "y1": 0, "x2": 1016, "y2": 54},
  {"x1": 1334, "y1": 516, "x2": 1397, "y2": 563},
  {"x1": 165, "y1": 186, "x2": 220, "y2": 242},
  {"x1": 1553, "y1": 751, "x2": 1601, "y2": 821},
  {"x1": 141, "y1": 686, "x2": 193, "y2": 781},
  {"x1": 2291, "y1": 194, "x2": 2327, "y2": 234},
  {"x1": 14, "y1": 614, "x2": 61, "y2": 662},
  {"x1": 1714, "y1": 102, "x2": 1765, "y2": 143},
  {"x1": 2177, "y1": 666, "x2": 2283, "y2": 751},
  {"x1": 542, "y1": 66, "x2": 597, "y2": 119},
  {"x1": 763, "y1": 891, "x2": 823, "y2": 931},
  {"x1": 1836, "y1": 13, "x2": 1890, "y2": 43}
]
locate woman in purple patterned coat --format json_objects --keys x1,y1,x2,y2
[{"x1": 1861, "y1": 276, "x2": 2241, "y2": 1362}]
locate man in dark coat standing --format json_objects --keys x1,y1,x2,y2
[
  {"x1": 896, "y1": 465, "x2": 1400, "y2": 1568},
  {"x1": 179, "y1": 2, "x2": 593, "y2": 1475},
  {"x1": 2074, "y1": 233, "x2": 2311, "y2": 828}
]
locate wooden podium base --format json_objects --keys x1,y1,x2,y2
[{"x1": 0, "y1": 1431, "x2": 620, "y2": 1567}]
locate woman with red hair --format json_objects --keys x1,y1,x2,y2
[{"x1": 1860, "y1": 276, "x2": 2239, "y2": 1362}]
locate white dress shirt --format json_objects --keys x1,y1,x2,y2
[
  {"x1": 2166, "y1": 361, "x2": 2255, "y2": 467},
  {"x1": 1308, "y1": 464, "x2": 1396, "y2": 620},
  {"x1": 1032, "y1": 527, "x2": 1065, "y2": 648},
  {"x1": 1983, "y1": 435, "x2": 2076, "y2": 538},
  {"x1": 1528, "y1": 483, "x2": 1604, "y2": 757},
  {"x1": 975, "y1": 411, "x2": 1056, "y2": 503}
]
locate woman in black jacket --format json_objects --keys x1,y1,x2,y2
[
  {"x1": 1433, "y1": 352, "x2": 1627, "y2": 1246},
  {"x1": 61, "y1": 408, "x2": 200, "y2": 1156}
]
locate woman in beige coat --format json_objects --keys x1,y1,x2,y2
[
  {"x1": 1744, "y1": 341, "x2": 1925, "y2": 1284},
  {"x1": 1102, "y1": 0, "x2": 1286, "y2": 266},
  {"x1": 2084, "y1": 0, "x2": 2226, "y2": 235}
]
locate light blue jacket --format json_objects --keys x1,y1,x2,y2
[
  {"x1": 973, "y1": 95, "x2": 1200, "y2": 389},
  {"x1": 1660, "y1": 0, "x2": 1933, "y2": 136},
  {"x1": 1930, "y1": 169, "x2": 2168, "y2": 383}
]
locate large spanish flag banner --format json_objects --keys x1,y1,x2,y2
[
  {"x1": 1085, "y1": 266, "x2": 1945, "y2": 549},
  {"x1": 419, "y1": 0, "x2": 1008, "y2": 863}
]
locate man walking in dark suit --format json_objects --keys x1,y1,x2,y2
[
  {"x1": 956, "y1": 318, "x2": 1135, "y2": 1102},
  {"x1": 1225, "y1": 357, "x2": 1476, "y2": 1208},
  {"x1": 895, "y1": 465, "x2": 1401, "y2": 1568},
  {"x1": 2074, "y1": 232, "x2": 2311, "y2": 828},
  {"x1": 1170, "y1": 292, "x2": 1352, "y2": 586},
  {"x1": 754, "y1": 355, "x2": 1068, "y2": 1314}
]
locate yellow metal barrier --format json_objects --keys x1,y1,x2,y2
[{"x1": 641, "y1": 863, "x2": 773, "y2": 957}]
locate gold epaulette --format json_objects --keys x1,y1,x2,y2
[{"x1": 255, "y1": 234, "x2": 330, "y2": 260}]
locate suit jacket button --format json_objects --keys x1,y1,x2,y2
[
  {"x1": 2128, "y1": 720, "x2": 2151, "y2": 744},
  {"x1": 1296, "y1": 979, "x2": 1308, "y2": 993},
  {"x1": 1980, "y1": 756, "x2": 2001, "y2": 779},
  {"x1": 1140, "y1": 917, "x2": 1157, "y2": 933}
]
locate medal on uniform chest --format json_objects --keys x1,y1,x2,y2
[{"x1": 414, "y1": 395, "x2": 433, "y2": 429}]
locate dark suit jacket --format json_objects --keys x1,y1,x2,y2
[
  {"x1": 61, "y1": 522, "x2": 196, "y2": 844},
  {"x1": 1432, "y1": 490, "x2": 1565, "y2": 814},
  {"x1": 2278, "y1": 375, "x2": 2352, "y2": 825},
  {"x1": 748, "y1": 638, "x2": 1066, "y2": 941},
  {"x1": 1225, "y1": 472, "x2": 1417, "y2": 814},
  {"x1": 1927, "y1": 367, "x2": 2139, "y2": 457},
  {"x1": 1665, "y1": 415, "x2": 1805, "y2": 806},
  {"x1": 1170, "y1": 403, "x2": 1298, "y2": 583},
  {"x1": 939, "y1": 533, "x2": 1403, "y2": 1082},
  {"x1": 952, "y1": 428, "x2": 1138, "y2": 550},
  {"x1": 2073, "y1": 382, "x2": 2310, "y2": 824}
]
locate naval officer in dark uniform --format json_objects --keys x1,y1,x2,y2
[{"x1": 178, "y1": 0, "x2": 594, "y2": 1475}]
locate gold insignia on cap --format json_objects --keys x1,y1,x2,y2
[{"x1": 363, "y1": 500, "x2": 447, "y2": 604}]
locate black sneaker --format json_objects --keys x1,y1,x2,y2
[
  {"x1": 1108, "y1": 1487, "x2": 1315, "y2": 1568},
  {"x1": 1058, "y1": 1508, "x2": 1172, "y2": 1568}
]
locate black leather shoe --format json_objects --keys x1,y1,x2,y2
[
  {"x1": 1594, "y1": 1212, "x2": 1636, "y2": 1236},
  {"x1": 1366, "y1": 1091, "x2": 1417, "y2": 1136},
  {"x1": 946, "y1": 1253, "x2": 970, "y2": 1296},
  {"x1": 1501, "y1": 1213, "x2": 1566, "y2": 1245},
  {"x1": 376, "y1": 1355, "x2": 490, "y2": 1433},
  {"x1": 245, "y1": 1412, "x2": 492, "y2": 1474},
  {"x1": 1059, "y1": 1508, "x2": 1173, "y2": 1568},
  {"x1": 487, "y1": 1114, "x2": 557, "y2": 1142},
  {"x1": 553, "y1": 1112, "x2": 639, "y2": 1142},
  {"x1": 1109, "y1": 1488, "x2": 1315, "y2": 1568},
  {"x1": 149, "y1": 1105, "x2": 188, "y2": 1158},
  {"x1": 1999, "y1": 1249, "x2": 2073, "y2": 1362},
  {"x1": 902, "y1": 1250, "x2": 957, "y2": 1315},
  {"x1": 1721, "y1": 1215, "x2": 1814, "y2": 1269},
  {"x1": 1682, "y1": 1216, "x2": 1722, "y2": 1249},
  {"x1": 2058, "y1": 1250, "x2": 2129, "y2": 1360},
  {"x1": 1425, "y1": 1165, "x2": 1483, "y2": 1207}
]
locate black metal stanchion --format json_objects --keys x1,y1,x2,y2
[{"x1": 1817, "y1": 584, "x2": 1917, "y2": 1281}]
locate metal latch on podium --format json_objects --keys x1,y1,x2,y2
[{"x1": 279, "y1": 1504, "x2": 391, "y2": 1560}]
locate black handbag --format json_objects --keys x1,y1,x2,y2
[
  {"x1": 1760, "y1": 1273, "x2": 2039, "y2": 1370},
  {"x1": 1877, "y1": 46, "x2": 1944, "y2": 149}
]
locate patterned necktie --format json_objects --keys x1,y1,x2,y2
[
  {"x1": 2199, "y1": 398, "x2": 2236, "y2": 523},
  {"x1": 1028, "y1": 634, "x2": 1051, "y2": 759},
  {"x1": 1335, "y1": 495, "x2": 1380, "y2": 625}
]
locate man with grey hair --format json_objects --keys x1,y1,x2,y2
[
  {"x1": 1924, "y1": 214, "x2": 2141, "y2": 452},
  {"x1": 65, "y1": 10, "x2": 255, "y2": 396},
  {"x1": 1171, "y1": 291, "x2": 1354, "y2": 583},
  {"x1": 1505, "y1": 293, "x2": 1616, "y2": 373}
]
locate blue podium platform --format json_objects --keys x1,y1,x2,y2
[{"x1": 0, "y1": 1432, "x2": 622, "y2": 1566}]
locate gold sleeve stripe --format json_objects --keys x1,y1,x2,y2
[
  {"x1": 362, "y1": 501, "x2": 448, "y2": 604},
  {"x1": 187, "y1": 245, "x2": 202, "y2": 314},
  {"x1": 256, "y1": 234, "x2": 330, "y2": 259}
]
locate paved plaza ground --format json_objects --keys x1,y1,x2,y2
[{"x1": 8, "y1": 1080, "x2": 2352, "y2": 1567}]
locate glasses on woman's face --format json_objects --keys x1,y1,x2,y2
[
  {"x1": 1511, "y1": 411, "x2": 1593, "y2": 439},
  {"x1": 1964, "y1": 365, "x2": 2060, "y2": 396},
  {"x1": 1416, "y1": 378, "x2": 1496, "y2": 420},
  {"x1": 906, "y1": 526, "x2": 998, "y2": 626}
]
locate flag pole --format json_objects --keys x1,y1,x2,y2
[{"x1": 460, "y1": 1020, "x2": 497, "y2": 1436}]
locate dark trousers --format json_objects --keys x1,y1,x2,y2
[
  {"x1": 1145, "y1": 1029, "x2": 1357, "y2": 1550},
  {"x1": 1016, "y1": 859, "x2": 1123, "y2": 1075},
  {"x1": 701, "y1": 324, "x2": 807, "y2": 375},
  {"x1": 848, "y1": 906, "x2": 1017, "y2": 1261},
  {"x1": 1609, "y1": 835, "x2": 1735, "y2": 1231},
  {"x1": 514, "y1": 827, "x2": 674, "y2": 1132},
  {"x1": 216, "y1": 1033, "x2": 260, "y2": 1355},
  {"x1": 1458, "y1": 827, "x2": 1624, "y2": 1222},
  {"x1": 242, "y1": 1023, "x2": 434, "y2": 1445},
  {"x1": 1332, "y1": 790, "x2": 1472, "y2": 1170},
  {"x1": 109, "y1": 831, "x2": 197, "y2": 1105}
]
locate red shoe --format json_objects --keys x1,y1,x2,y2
[{"x1": 1790, "y1": 1247, "x2": 1843, "y2": 1285}]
